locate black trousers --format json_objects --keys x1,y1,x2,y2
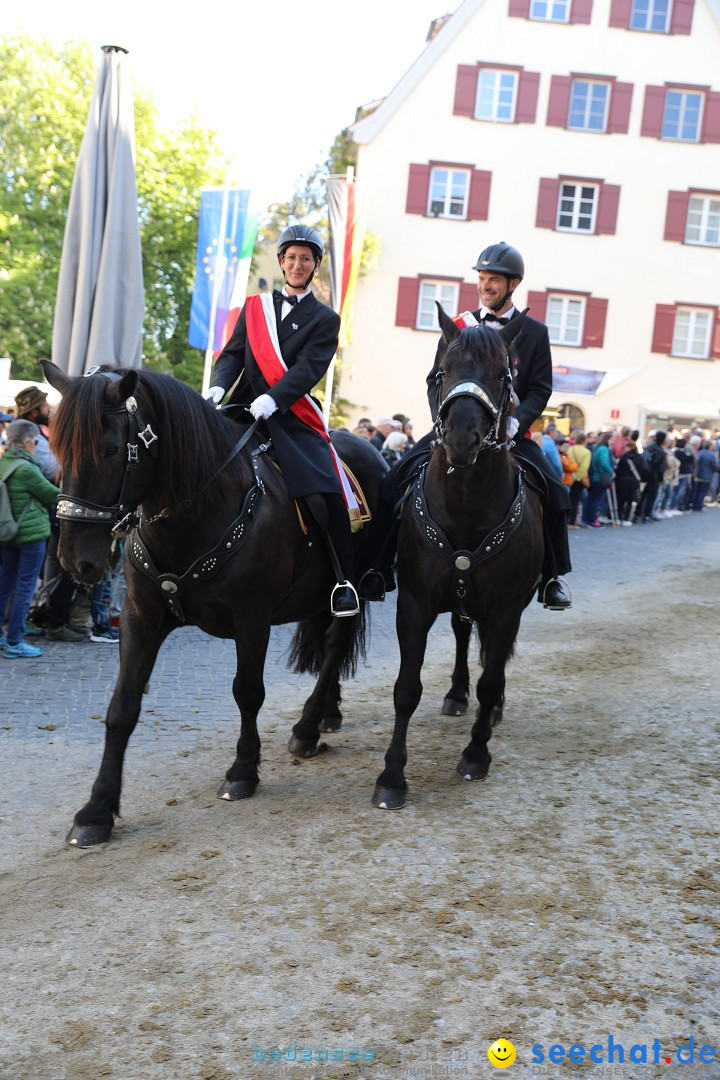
[{"x1": 304, "y1": 492, "x2": 355, "y2": 584}]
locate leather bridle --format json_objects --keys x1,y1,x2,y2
[{"x1": 56, "y1": 370, "x2": 159, "y2": 537}]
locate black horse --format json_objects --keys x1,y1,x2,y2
[
  {"x1": 41, "y1": 361, "x2": 386, "y2": 846},
  {"x1": 372, "y1": 306, "x2": 544, "y2": 809}
]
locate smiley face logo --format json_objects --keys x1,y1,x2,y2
[{"x1": 488, "y1": 1039, "x2": 517, "y2": 1068}]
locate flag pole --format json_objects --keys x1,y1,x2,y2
[
  {"x1": 322, "y1": 166, "x2": 354, "y2": 428},
  {"x1": 201, "y1": 183, "x2": 231, "y2": 395}
]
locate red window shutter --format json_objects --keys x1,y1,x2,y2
[
  {"x1": 406, "y1": 164, "x2": 431, "y2": 216},
  {"x1": 701, "y1": 91, "x2": 720, "y2": 143},
  {"x1": 570, "y1": 0, "x2": 593, "y2": 23},
  {"x1": 596, "y1": 184, "x2": 621, "y2": 235},
  {"x1": 607, "y1": 82, "x2": 633, "y2": 134},
  {"x1": 536, "y1": 178, "x2": 560, "y2": 229},
  {"x1": 509, "y1": 0, "x2": 531, "y2": 14},
  {"x1": 454, "y1": 65, "x2": 478, "y2": 117},
  {"x1": 712, "y1": 310, "x2": 720, "y2": 360},
  {"x1": 664, "y1": 191, "x2": 690, "y2": 241},
  {"x1": 651, "y1": 304, "x2": 676, "y2": 353},
  {"x1": 459, "y1": 282, "x2": 480, "y2": 313},
  {"x1": 641, "y1": 86, "x2": 665, "y2": 137},
  {"x1": 609, "y1": 0, "x2": 631, "y2": 26},
  {"x1": 670, "y1": 0, "x2": 695, "y2": 33},
  {"x1": 467, "y1": 169, "x2": 492, "y2": 221},
  {"x1": 583, "y1": 298, "x2": 608, "y2": 347},
  {"x1": 526, "y1": 290, "x2": 548, "y2": 323},
  {"x1": 547, "y1": 77, "x2": 572, "y2": 128},
  {"x1": 396, "y1": 278, "x2": 419, "y2": 328},
  {"x1": 515, "y1": 71, "x2": 540, "y2": 123}
]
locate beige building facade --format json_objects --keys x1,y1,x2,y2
[{"x1": 344, "y1": 0, "x2": 720, "y2": 436}]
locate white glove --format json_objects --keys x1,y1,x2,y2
[
  {"x1": 249, "y1": 394, "x2": 278, "y2": 421},
  {"x1": 204, "y1": 386, "x2": 225, "y2": 405},
  {"x1": 507, "y1": 416, "x2": 519, "y2": 442}
]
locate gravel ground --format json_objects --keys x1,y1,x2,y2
[{"x1": 1, "y1": 507, "x2": 719, "y2": 1080}]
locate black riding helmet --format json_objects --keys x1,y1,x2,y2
[
  {"x1": 277, "y1": 224, "x2": 324, "y2": 288},
  {"x1": 473, "y1": 242, "x2": 524, "y2": 311}
]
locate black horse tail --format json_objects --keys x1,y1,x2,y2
[{"x1": 288, "y1": 604, "x2": 368, "y2": 679}]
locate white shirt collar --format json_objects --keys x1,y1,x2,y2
[{"x1": 479, "y1": 304, "x2": 516, "y2": 322}]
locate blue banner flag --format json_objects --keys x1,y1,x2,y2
[{"x1": 188, "y1": 188, "x2": 250, "y2": 350}]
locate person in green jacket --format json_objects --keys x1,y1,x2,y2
[{"x1": 0, "y1": 419, "x2": 61, "y2": 658}]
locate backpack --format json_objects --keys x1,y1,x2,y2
[{"x1": 0, "y1": 459, "x2": 35, "y2": 543}]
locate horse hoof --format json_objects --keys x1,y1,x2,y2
[
  {"x1": 455, "y1": 756, "x2": 490, "y2": 782},
  {"x1": 319, "y1": 718, "x2": 342, "y2": 733},
  {"x1": 442, "y1": 696, "x2": 468, "y2": 716},
  {"x1": 216, "y1": 778, "x2": 257, "y2": 800},
  {"x1": 372, "y1": 785, "x2": 406, "y2": 810},
  {"x1": 65, "y1": 821, "x2": 113, "y2": 847},
  {"x1": 287, "y1": 735, "x2": 319, "y2": 757}
]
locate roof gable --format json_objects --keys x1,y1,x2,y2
[{"x1": 351, "y1": 0, "x2": 484, "y2": 144}]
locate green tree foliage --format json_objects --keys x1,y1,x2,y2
[{"x1": 0, "y1": 35, "x2": 228, "y2": 385}]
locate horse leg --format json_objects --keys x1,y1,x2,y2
[
  {"x1": 67, "y1": 609, "x2": 172, "y2": 847},
  {"x1": 373, "y1": 593, "x2": 435, "y2": 810},
  {"x1": 456, "y1": 615, "x2": 520, "y2": 782},
  {"x1": 287, "y1": 617, "x2": 356, "y2": 757},
  {"x1": 217, "y1": 622, "x2": 271, "y2": 800},
  {"x1": 442, "y1": 612, "x2": 472, "y2": 715},
  {"x1": 320, "y1": 672, "x2": 342, "y2": 734}
]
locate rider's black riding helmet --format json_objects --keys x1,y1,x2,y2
[{"x1": 472, "y1": 242, "x2": 525, "y2": 281}]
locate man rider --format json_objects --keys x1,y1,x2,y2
[
  {"x1": 361, "y1": 241, "x2": 572, "y2": 611},
  {"x1": 205, "y1": 224, "x2": 360, "y2": 617}
]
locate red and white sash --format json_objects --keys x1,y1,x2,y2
[
  {"x1": 452, "y1": 310, "x2": 480, "y2": 329},
  {"x1": 244, "y1": 294, "x2": 358, "y2": 512}
]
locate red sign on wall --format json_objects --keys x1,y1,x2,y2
[{"x1": 610, "y1": 409, "x2": 620, "y2": 419}]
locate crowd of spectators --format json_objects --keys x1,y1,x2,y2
[{"x1": 537, "y1": 422, "x2": 720, "y2": 529}]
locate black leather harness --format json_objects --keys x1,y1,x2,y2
[{"x1": 411, "y1": 461, "x2": 527, "y2": 621}]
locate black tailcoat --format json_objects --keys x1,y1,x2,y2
[{"x1": 211, "y1": 294, "x2": 341, "y2": 499}]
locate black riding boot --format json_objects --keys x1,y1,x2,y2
[
  {"x1": 537, "y1": 509, "x2": 572, "y2": 609},
  {"x1": 323, "y1": 494, "x2": 360, "y2": 617},
  {"x1": 357, "y1": 490, "x2": 398, "y2": 601}
]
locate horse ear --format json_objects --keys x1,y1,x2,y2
[
  {"x1": 106, "y1": 369, "x2": 140, "y2": 405},
  {"x1": 498, "y1": 308, "x2": 528, "y2": 349},
  {"x1": 436, "y1": 302, "x2": 460, "y2": 344},
  {"x1": 39, "y1": 359, "x2": 73, "y2": 397}
]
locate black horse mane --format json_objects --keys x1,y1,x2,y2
[{"x1": 51, "y1": 368, "x2": 248, "y2": 517}]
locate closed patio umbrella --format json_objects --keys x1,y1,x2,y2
[{"x1": 52, "y1": 45, "x2": 144, "y2": 375}]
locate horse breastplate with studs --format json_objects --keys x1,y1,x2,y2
[{"x1": 411, "y1": 464, "x2": 526, "y2": 618}]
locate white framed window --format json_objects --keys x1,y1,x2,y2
[
  {"x1": 475, "y1": 69, "x2": 518, "y2": 123},
  {"x1": 417, "y1": 281, "x2": 460, "y2": 330},
  {"x1": 547, "y1": 295, "x2": 585, "y2": 346},
  {"x1": 530, "y1": 0, "x2": 569, "y2": 19},
  {"x1": 630, "y1": 0, "x2": 670, "y2": 31},
  {"x1": 428, "y1": 168, "x2": 470, "y2": 218},
  {"x1": 568, "y1": 81, "x2": 609, "y2": 132},
  {"x1": 685, "y1": 195, "x2": 720, "y2": 246},
  {"x1": 672, "y1": 308, "x2": 712, "y2": 358},
  {"x1": 557, "y1": 183, "x2": 598, "y2": 232},
  {"x1": 662, "y1": 90, "x2": 703, "y2": 141}
]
